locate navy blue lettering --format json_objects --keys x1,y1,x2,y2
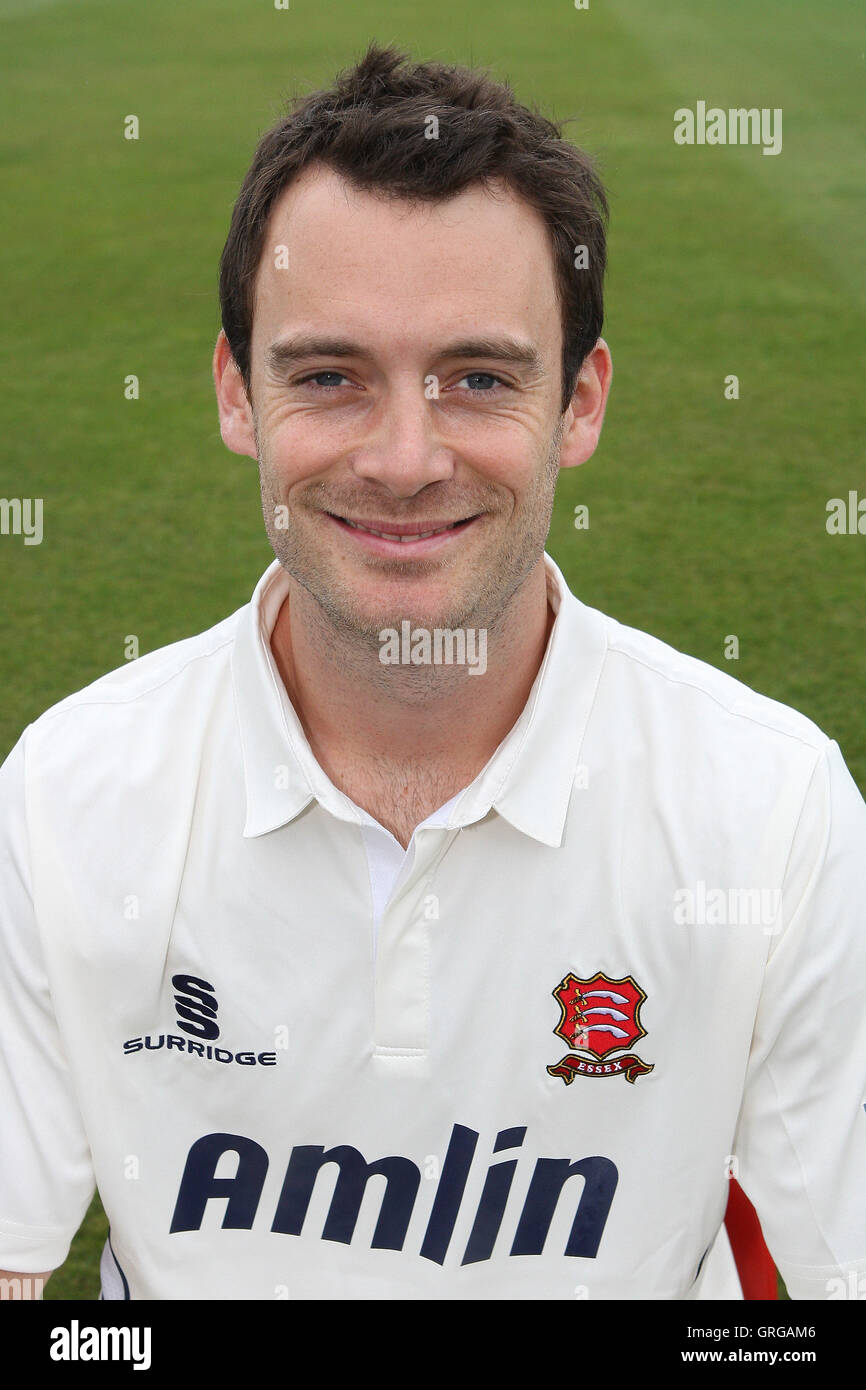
[
  {"x1": 420, "y1": 1124, "x2": 478, "y2": 1265},
  {"x1": 510, "y1": 1156, "x2": 618, "y2": 1258},
  {"x1": 271, "y1": 1145, "x2": 420, "y2": 1250},
  {"x1": 462, "y1": 1127, "x2": 526, "y2": 1265},
  {"x1": 169, "y1": 1127, "x2": 618, "y2": 1265},
  {"x1": 170, "y1": 1133, "x2": 268, "y2": 1232}
]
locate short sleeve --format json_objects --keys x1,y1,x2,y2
[
  {"x1": 0, "y1": 730, "x2": 95, "y2": 1271},
  {"x1": 732, "y1": 738, "x2": 866, "y2": 1299}
]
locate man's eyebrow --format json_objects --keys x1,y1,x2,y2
[
  {"x1": 436, "y1": 337, "x2": 544, "y2": 371},
  {"x1": 264, "y1": 334, "x2": 544, "y2": 374},
  {"x1": 265, "y1": 337, "x2": 363, "y2": 374}
]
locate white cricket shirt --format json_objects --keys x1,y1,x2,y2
[{"x1": 1, "y1": 552, "x2": 864, "y2": 1300}]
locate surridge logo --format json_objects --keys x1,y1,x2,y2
[
  {"x1": 173, "y1": 973, "x2": 220, "y2": 1040},
  {"x1": 121, "y1": 971, "x2": 278, "y2": 1067}
]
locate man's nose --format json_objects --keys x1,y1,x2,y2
[{"x1": 347, "y1": 380, "x2": 455, "y2": 496}]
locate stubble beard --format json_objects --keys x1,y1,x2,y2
[{"x1": 256, "y1": 418, "x2": 564, "y2": 647}]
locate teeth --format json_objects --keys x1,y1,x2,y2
[{"x1": 344, "y1": 519, "x2": 461, "y2": 541}]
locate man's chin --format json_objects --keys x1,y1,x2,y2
[
  {"x1": 327, "y1": 578, "x2": 478, "y2": 636},
  {"x1": 277, "y1": 547, "x2": 490, "y2": 637},
  {"x1": 346, "y1": 608, "x2": 476, "y2": 641}
]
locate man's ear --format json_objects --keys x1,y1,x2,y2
[
  {"x1": 557, "y1": 337, "x2": 613, "y2": 471},
  {"x1": 213, "y1": 330, "x2": 258, "y2": 459}
]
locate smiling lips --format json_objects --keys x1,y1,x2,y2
[{"x1": 328, "y1": 513, "x2": 479, "y2": 543}]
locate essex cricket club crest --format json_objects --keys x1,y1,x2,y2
[{"x1": 547, "y1": 971, "x2": 654, "y2": 1085}]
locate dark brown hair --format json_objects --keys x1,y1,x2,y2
[{"x1": 219, "y1": 43, "x2": 609, "y2": 413}]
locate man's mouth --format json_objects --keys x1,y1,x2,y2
[{"x1": 325, "y1": 513, "x2": 481, "y2": 543}]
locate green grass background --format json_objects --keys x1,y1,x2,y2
[{"x1": 1, "y1": 0, "x2": 862, "y2": 1300}]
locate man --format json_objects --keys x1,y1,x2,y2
[{"x1": 1, "y1": 44, "x2": 864, "y2": 1301}]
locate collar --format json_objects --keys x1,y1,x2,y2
[{"x1": 231, "y1": 551, "x2": 609, "y2": 847}]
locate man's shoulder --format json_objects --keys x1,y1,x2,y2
[
  {"x1": 591, "y1": 605, "x2": 830, "y2": 758},
  {"x1": 21, "y1": 600, "x2": 248, "y2": 762}
]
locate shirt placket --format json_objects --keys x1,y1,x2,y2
[{"x1": 372, "y1": 825, "x2": 460, "y2": 1057}]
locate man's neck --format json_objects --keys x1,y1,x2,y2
[{"x1": 269, "y1": 560, "x2": 555, "y2": 846}]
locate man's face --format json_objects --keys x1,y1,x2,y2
[{"x1": 222, "y1": 163, "x2": 600, "y2": 636}]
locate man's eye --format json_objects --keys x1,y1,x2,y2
[
  {"x1": 298, "y1": 371, "x2": 348, "y2": 389},
  {"x1": 295, "y1": 371, "x2": 505, "y2": 393},
  {"x1": 458, "y1": 372, "x2": 503, "y2": 393}
]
